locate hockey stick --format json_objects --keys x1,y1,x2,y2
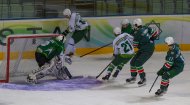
[
  {"x1": 80, "y1": 42, "x2": 112, "y2": 58},
  {"x1": 96, "y1": 61, "x2": 112, "y2": 79},
  {"x1": 149, "y1": 75, "x2": 159, "y2": 93}
]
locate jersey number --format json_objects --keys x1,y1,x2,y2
[{"x1": 121, "y1": 41, "x2": 133, "y2": 53}]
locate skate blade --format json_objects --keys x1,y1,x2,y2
[
  {"x1": 155, "y1": 94, "x2": 164, "y2": 97},
  {"x1": 138, "y1": 83, "x2": 146, "y2": 87},
  {"x1": 125, "y1": 81, "x2": 136, "y2": 85}
]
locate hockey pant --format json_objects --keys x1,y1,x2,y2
[
  {"x1": 130, "y1": 50, "x2": 154, "y2": 79},
  {"x1": 35, "y1": 52, "x2": 49, "y2": 67},
  {"x1": 65, "y1": 29, "x2": 88, "y2": 55}
]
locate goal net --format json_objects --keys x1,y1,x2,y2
[{"x1": 0, "y1": 34, "x2": 61, "y2": 83}]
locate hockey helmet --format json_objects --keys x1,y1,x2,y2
[
  {"x1": 121, "y1": 19, "x2": 129, "y2": 25},
  {"x1": 63, "y1": 9, "x2": 71, "y2": 16},
  {"x1": 133, "y1": 18, "x2": 142, "y2": 27},
  {"x1": 113, "y1": 27, "x2": 121, "y2": 35},
  {"x1": 165, "y1": 36, "x2": 174, "y2": 45}
]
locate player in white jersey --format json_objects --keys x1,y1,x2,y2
[
  {"x1": 62, "y1": 8, "x2": 90, "y2": 57},
  {"x1": 102, "y1": 27, "x2": 135, "y2": 80}
]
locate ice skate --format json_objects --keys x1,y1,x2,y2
[
  {"x1": 155, "y1": 89, "x2": 167, "y2": 96},
  {"x1": 126, "y1": 77, "x2": 136, "y2": 84},
  {"x1": 102, "y1": 73, "x2": 111, "y2": 80},
  {"x1": 112, "y1": 70, "x2": 119, "y2": 78},
  {"x1": 137, "y1": 78, "x2": 146, "y2": 87}
]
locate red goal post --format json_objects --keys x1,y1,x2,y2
[{"x1": 0, "y1": 34, "x2": 61, "y2": 83}]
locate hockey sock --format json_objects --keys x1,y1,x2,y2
[
  {"x1": 130, "y1": 66, "x2": 137, "y2": 77},
  {"x1": 137, "y1": 66, "x2": 145, "y2": 79},
  {"x1": 107, "y1": 63, "x2": 115, "y2": 73}
]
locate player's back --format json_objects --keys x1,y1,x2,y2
[
  {"x1": 133, "y1": 26, "x2": 155, "y2": 51},
  {"x1": 113, "y1": 33, "x2": 134, "y2": 55},
  {"x1": 36, "y1": 39, "x2": 63, "y2": 60}
]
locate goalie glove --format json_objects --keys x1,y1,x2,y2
[{"x1": 65, "y1": 56, "x2": 72, "y2": 65}]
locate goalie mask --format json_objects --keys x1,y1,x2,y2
[
  {"x1": 113, "y1": 27, "x2": 121, "y2": 36},
  {"x1": 165, "y1": 37, "x2": 174, "y2": 45},
  {"x1": 56, "y1": 35, "x2": 66, "y2": 43}
]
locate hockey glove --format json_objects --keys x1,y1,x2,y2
[
  {"x1": 65, "y1": 56, "x2": 72, "y2": 65},
  {"x1": 157, "y1": 68, "x2": 165, "y2": 76}
]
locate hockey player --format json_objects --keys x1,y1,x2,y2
[
  {"x1": 27, "y1": 35, "x2": 72, "y2": 84},
  {"x1": 121, "y1": 18, "x2": 133, "y2": 35},
  {"x1": 126, "y1": 18, "x2": 158, "y2": 87},
  {"x1": 155, "y1": 37, "x2": 184, "y2": 96},
  {"x1": 62, "y1": 8, "x2": 90, "y2": 57},
  {"x1": 102, "y1": 27, "x2": 134, "y2": 80}
]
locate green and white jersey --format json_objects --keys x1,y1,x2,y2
[
  {"x1": 113, "y1": 33, "x2": 134, "y2": 55},
  {"x1": 68, "y1": 13, "x2": 89, "y2": 32},
  {"x1": 36, "y1": 39, "x2": 64, "y2": 60}
]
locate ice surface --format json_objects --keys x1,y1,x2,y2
[{"x1": 0, "y1": 52, "x2": 190, "y2": 105}]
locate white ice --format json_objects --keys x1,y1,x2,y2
[{"x1": 0, "y1": 52, "x2": 190, "y2": 105}]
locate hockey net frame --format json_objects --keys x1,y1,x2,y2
[{"x1": 0, "y1": 34, "x2": 61, "y2": 83}]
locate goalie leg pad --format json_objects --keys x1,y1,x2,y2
[{"x1": 27, "y1": 61, "x2": 55, "y2": 83}]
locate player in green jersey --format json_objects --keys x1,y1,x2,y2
[
  {"x1": 102, "y1": 27, "x2": 134, "y2": 80},
  {"x1": 155, "y1": 37, "x2": 185, "y2": 96},
  {"x1": 126, "y1": 18, "x2": 158, "y2": 87},
  {"x1": 121, "y1": 18, "x2": 133, "y2": 35},
  {"x1": 27, "y1": 35, "x2": 72, "y2": 84}
]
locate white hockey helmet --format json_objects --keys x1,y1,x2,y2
[
  {"x1": 133, "y1": 18, "x2": 143, "y2": 27},
  {"x1": 56, "y1": 35, "x2": 66, "y2": 43},
  {"x1": 121, "y1": 19, "x2": 129, "y2": 25},
  {"x1": 113, "y1": 27, "x2": 121, "y2": 35},
  {"x1": 165, "y1": 36, "x2": 174, "y2": 45},
  {"x1": 63, "y1": 9, "x2": 71, "y2": 16}
]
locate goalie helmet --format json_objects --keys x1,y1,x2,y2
[
  {"x1": 113, "y1": 27, "x2": 121, "y2": 35},
  {"x1": 63, "y1": 9, "x2": 71, "y2": 16},
  {"x1": 133, "y1": 18, "x2": 142, "y2": 27},
  {"x1": 56, "y1": 35, "x2": 66, "y2": 43},
  {"x1": 165, "y1": 36, "x2": 174, "y2": 45},
  {"x1": 121, "y1": 19, "x2": 129, "y2": 25}
]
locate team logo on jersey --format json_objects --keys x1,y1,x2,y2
[{"x1": 145, "y1": 20, "x2": 162, "y2": 40}]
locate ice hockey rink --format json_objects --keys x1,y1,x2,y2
[{"x1": 0, "y1": 52, "x2": 190, "y2": 105}]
